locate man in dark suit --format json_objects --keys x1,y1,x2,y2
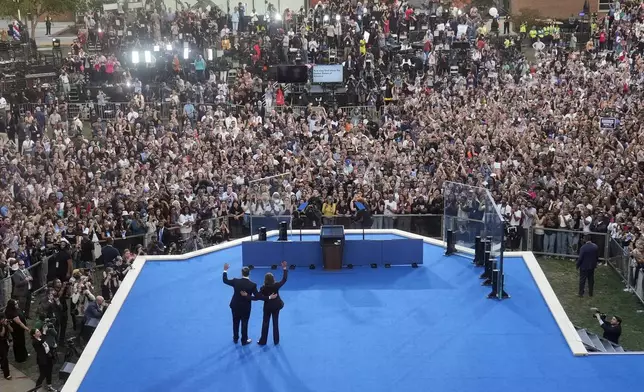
[
  {"x1": 223, "y1": 263, "x2": 275, "y2": 345},
  {"x1": 99, "y1": 237, "x2": 120, "y2": 266},
  {"x1": 577, "y1": 235, "x2": 599, "y2": 297},
  {"x1": 11, "y1": 259, "x2": 33, "y2": 318},
  {"x1": 156, "y1": 220, "x2": 172, "y2": 251}
]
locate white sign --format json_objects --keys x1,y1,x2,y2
[{"x1": 312, "y1": 64, "x2": 343, "y2": 84}]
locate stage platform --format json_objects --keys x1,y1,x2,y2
[{"x1": 62, "y1": 231, "x2": 644, "y2": 392}]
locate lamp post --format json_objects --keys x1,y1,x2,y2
[{"x1": 13, "y1": 0, "x2": 22, "y2": 24}]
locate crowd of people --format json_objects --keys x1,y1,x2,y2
[{"x1": 1, "y1": 0, "x2": 644, "y2": 388}]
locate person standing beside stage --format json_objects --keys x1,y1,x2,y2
[
  {"x1": 31, "y1": 328, "x2": 55, "y2": 392},
  {"x1": 223, "y1": 264, "x2": 275, "y2": 345},
  {"x1": 577, "y1": 235, "x2": 599, "y2": 297},
  {"x1": 257, "y1": 261, "x2": 288, "y2": 346}
]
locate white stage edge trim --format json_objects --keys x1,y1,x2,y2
[{"x1": 62, "y1": 229, "x2": 588, "y2": 391}]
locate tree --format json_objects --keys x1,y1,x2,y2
[{"x1": 0, "y1": 0, "x2": 80, "y2": 38}]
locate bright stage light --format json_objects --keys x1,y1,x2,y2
[
  {"x1": 144, "y1": 50, "x2": 152, "y2": 63},
  {"x1": 131, "y1": 51, "x2": 140, "y2": 64}
]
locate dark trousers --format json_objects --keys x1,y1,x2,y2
[
  {"x1": 579, "y1": 268, "x2": 595, "y2": 296},
  {"x1": 36, "y1": 360, "x2": 53, "y2": 386},
  {"x1": 0, "y1": 339, "x2": 9, "y2": 378},
  {"x1": 58, "y1": 313, "x2": 68, "y2": 344},
  {"x1": 15, "y1": 291, "x2": 31, "y2": 319},
  {"x1": 46, "y1": 25, "x2": 51, "y2": 35},
  {"x1": 232, "y1": 310, "x2": 250, "y2": 342},
  {"x1": 259, "y1": 309, "x2": 280, "y2": 345}
]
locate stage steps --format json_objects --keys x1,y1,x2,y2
[{"x1": 576, "y1": 327, "x2": 624, "y2": 353}]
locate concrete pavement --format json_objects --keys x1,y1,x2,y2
[{"x1": 0, "y1": 365, "x2": 37, "y2": 392}]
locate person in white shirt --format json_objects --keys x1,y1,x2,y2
[
  {"x1": 557, "y1": 208, "x2": 573, "y2": 256},
  {"x1": 383, "y1": 193, "x2": 397, "y2": 229}
]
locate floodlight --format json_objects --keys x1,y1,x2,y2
[
  {"x1": 335, "y1": 14, "x2": 340, "y2": 21},
  {"x1": 275, "y1": 13, "x2": 282, "y2": 21},
  {"x1": 144, "y1": 50, "x2": 152, "y2": 63},
  {"x1": 98, "y1": 28, "x2": 102, "y2": 33},
  {"x1": 131, "y1": 51, "x2": 140, "y2": 64},
  {"x1": 165, "y1": 44, "x2": 172, "y2": 51},
  {"x1": 206, "y1": 48, "x2": 214, "y2": 61},
  {"x1": 183, "y1": 48, "x2": 189, "y2": 60},
  {"x1": 323, "y1": 15, "x2": 329, "y2": 22},
  {"x1": 52, "y1": 38, "x2": 60, "y2": 48},
  {"x1": 153, "y1": 45, "x2": 160, "y2": 52}
]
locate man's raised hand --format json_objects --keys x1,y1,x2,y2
[
  {"x1": 281, "y1": 260, "x2": 288, "y2": 270},
  {"x1": 223, "y1": 263, "x2": 229, "y2": 271}
]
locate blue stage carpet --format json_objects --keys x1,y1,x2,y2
[{"x1": 78, "y1": 241, "x2": 644, "y2": 392}]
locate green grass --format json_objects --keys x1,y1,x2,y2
[{"x1": 538, "y1": 257, "x2": 644, "y2": 351}]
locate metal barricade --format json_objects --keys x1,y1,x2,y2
[
  {"x1": 529, "y1": 227, "x2": 610, "y2": 260},
  {"x1": 0, "y1": 258, "x2": 47, "y2": 313},
  {"x1": 340, "y1": 106, "x2": 380, "y2": 123},
  {"x1": 608, "y1": 238, "x2": 631, "y2": 283}
]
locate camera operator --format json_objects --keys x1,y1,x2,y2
[
  {"x1": 0, "y1": 316, "x2": 12, "y2": 380},
  {"x1": 594, "y1": 310, "x2": 622, "y2": 345},
  {"x1": 70, "y1": 275, "x2": 95, "y2": 333},
  {"x1": 101, "y1": 267, "x2": 120, "y2": 302}
]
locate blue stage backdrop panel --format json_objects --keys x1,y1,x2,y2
[
  {"x1": 282, "y1": 241, "x2": 323, "y2": 266},
  {"x1": 343, "y1": 240, "x2": 383, "y2": 266},
  {"x1": 381, "y1": 239, "x2": 424, "y2": 265},
  {"x1": 242, "y1": 242, "x2": 284, "y2": 267}
]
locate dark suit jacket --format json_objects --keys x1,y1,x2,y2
[
  {"x1": 99, "y1": 245, "x2": 120, "y2": 266},
  {"x1": 11, "y1": 269, "x2": 32, "y2": 297},
  {"x1": 32, "y1": 337, "x2": 52, "y2": 366},
  {"x1": 259, "y1": 269, "x2": 288, "y2": 312},
  {"x1": 577, "y1": 242, "x2": 599, "y2": 270},
  {"x1": 223, "y1": 272, "x2": 261, "y2": 316},
  {"x1": 84, "y1": 301, "x2": 104, "y2": 324},
  {"x1": 157, "y1": 227, "x2": 172, "y2": 247}
]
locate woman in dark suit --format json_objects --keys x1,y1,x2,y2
[
  {"x1": 258, "y1": 260, "x2": 288, "y2": 345},
  {"x1": 31, "y1": 328, "x2": 55, "y2": 391},
  {"x1": 4, "y1": 299, "x2": 29, "y2": 363}
]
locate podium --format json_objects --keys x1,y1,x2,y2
[{"x1": 320, "y1": 225, "x2": 345, "y2": 270}]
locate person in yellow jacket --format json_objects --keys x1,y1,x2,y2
[
  {"x1": 321, "y1": 197, "x2": 337, "y2": 224},
  {"x1": 359, "y1": 39, "x2": 366, "y2": 55},
  {"x1": 529, "y1": 28, "x2": 537, "y2": 44}
]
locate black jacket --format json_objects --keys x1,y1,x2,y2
[
  {"x1": 260, "y1": 270, "x2": 288, "y2": 312},
  {"x1": 577, "y1": 242, "x2": 599, "y2": 271},
  {"x1": 223, "y1": 272, "x2": 261, "y2": 316},
  {"x1": 32, "y1": 337, "x2": 53, "y2": 366}
]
